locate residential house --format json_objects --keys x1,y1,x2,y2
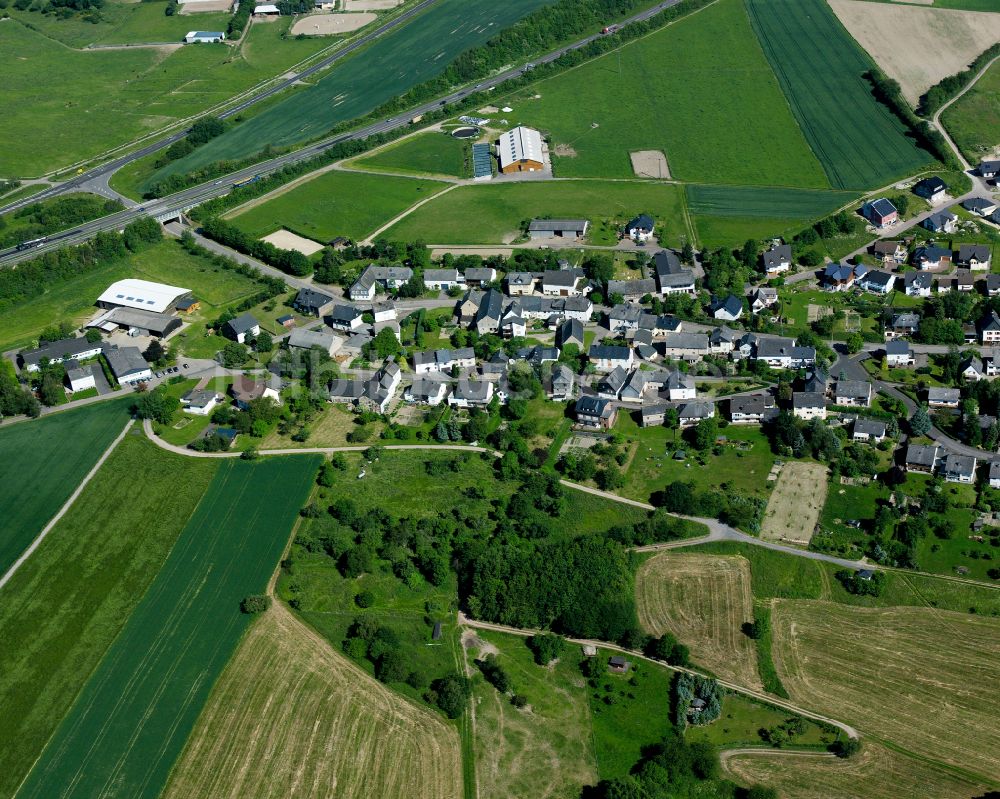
[
  {"x1": 728, "y1": 394, "x2": 776, "y2": 424},
  {"x1": 960, "y1": 355, "x2": 985, "y2": 382},
  {"x1": 804, "y1": 366, "x2": 829, "y2": 395},
  {"x1": 541, "y1": 270, "x2": 584, "y2": 297},
  {"x1": 980, "y1": 310, "x2": 1000, "y2": 345},
  {"x1": 823, "y1": 262, "x2": 867, "y2": 291},
  {"x1": 761, "y1": 243, "x2": 792, "y2": 277},
  {"x1": 222, "y1": 313, "x2": 260, "y2": 344},
  {"x1": 557, "y1": 318, "x2": 585, "y2": 351},
  {"x1": 470, "y1": 289, "x2": 503, "y2": 334},
  {"x1": 412, "y1": 347, "x2": 476, "y2": 374},
  {"x1": 955, "y1": 269, "x2": 976, "y2": 292},
  {"x1": 912, "y1": 245, "x2": 952, "y2": 270},
  {"x1": 653, "y1": 250, "x2": 696, "y2": 295},
  {"x1": 733, "y1": 333, "x2": 757, "y2": 360},
  {"x1": 885, "y1": 340, "x2": 915, "y2": 367},
  {"x1": 423, "y1": 269, "x2": 465, "y2": 291},
  {"x1": 647, "y1": 314, "x2": 682, "y2": 337},
  {"x1": 990, "y1": 460, "x2": 1000, "y2": 489},
  {"x1": 588, "y1": 344, "x2": 634, "y2": 371},
  {"x1": 231, "y1": 376, "x2": 281, "y2": 410},
  {"x1": 943, "y1": 453, "x2": 977, "y2": 484},
  {"x1": 792, "y1": 391, "x2": 827, "y2": 420},
  {"x1": 977, "y1": 159, "x2": 1000, "y2": 179},
  {"x1": 922, "y1": 210, "x2": 957, "y2": 234},
  {"x1": 665, "y1": 370, "x2": 696, "y2": 401},
  {"x1": 862, "y1": 198, "x2": 898, "y2": 228},
  {"x1": 294, "y1": 287, "x2": 337, "y2": 317},
  {"x1": 624, "y1": 214, "x2": 655, "y2": 243},
  {"x1": 575, "y1": 396, "x2": 618, "y2": 430},
  {"x1": 750, "y1": 287, "x2": 779, "y2": 314},
  {"x1": 549, "y1": 363, "x2": 575, "y2": 401},
  {"x1": 19, "y1": 337, "x2": 104, "y2": 373},
  {"x1": 516, "y1": 345, "x2": 558, "y2": 367},
  {"x1": 328, "y1": 304, "x2": 365, "y2": 333},
  {"x1": 913, "y1": 176, "x2": 946, "y2": 203},
  {"x1": 448, "y1": 378, "x2": 494, "y2": 408},
  {"x1": 597, "y1": 366, "x2": 629, "y2": 399},
  {"x1": 927, "y1": 387, "x2": 960, "y2": 408},
  {"x1": 619, "y1": 369, "x2": 652, "y2": 403},
  {"x1": 373, "y1": 301, "x2": 397, "y2": 323},
  {"x1": 180, "y1": 389, "x2": 221, "y2": 416},
  {"x1": 709, "y1": 326, "x2": 736, "y2": 354},
  {"x1": 858, "y1": 270, "x2": 895, "y2": 295},
  {"x1": 712, "y1": 294, "x2": 743, "y2": 321},
  {"x1": 348, "y1": 266, "x2": 414, "y2": 301},
  {"x1": 755, "y1": 337, "x2": 815, "y2": 368},
  {"x1": 853, "y1": 418, "x2": 887, "y2": 443},
  {"x1": 677, "y1": 401, "x2": 715, "y2": 427},
  {"x1": 962, "y1": 197, "x2": 998, "y2": 217},
  {"x1": 834, "y1": 380, "x2": 873, "y2": 407},
  {"x1": 903, "y1": 272, "x2": 933, "y2": 297},
  {"x1": 986, "y1": 274, "x2": 1000, "y2": 298},
  {"x1": 885, "y1": 312, "x2": 920, "y2": 339},
  {"x1": 660, "y1": 332, "x2": 710, "y2": 361},
  {"x1": 464, "y1": 267, "x2": 497, "y2": 287},
  {"x1": 506, "y1": 272, "x2": 536, "y2": 295},
  {"x1": 871, "y1": 240, "x2": 907, "y2": 265},
  {"x1": 403, "y1": 377, "x2": 448, "y2": 406},
  {"x1": 356, "y1": 361, "x2": 402, "y2": 414},
  {"x1": 958, "y1": 244, "x2": 991, "y2": 271},
  {"x1": 287, "y1": 328, "x2": 343, "y2": 357},
  {"x1": 905, "y1": 443, "x2": 940, "y2": 474},
  {"x1": 64, "y1": 363, "x2": 96, "y2": 393},
  {"x1": 641, "y1": 403, "x2": 669, "y2": 427},
  {"x1": 608, "y1": 278, "x2": 657, "y2": 303}
]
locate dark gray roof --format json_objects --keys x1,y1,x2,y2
[
  {"x1": 885, "y1": 340, "x2": 911, "y2": 355},
  {"x1": 576, "y1": 395, "x2": 613, "y2": 418},
  {"x1": 589, "y1": 344, "x2": 631, "y2": 360},
  {"x1": 607, "y1": 278, "x2": 656, "y2": 297},
  {"x1": 225, "y1": 312, "x2": 259, "y2": 336},
  {"x1": 528, "y1": 218, "x2": 588, "y2": 231},
  {"x1": 906, "y1": 443, "x2": 939, "y2": 467},
  {"x1": 793, "y1": 391, "x2": 825, "y2": 409},
  {"x1": 329, "y1": 303, "x2": 363, "y2": 323},
  {"x1": 836, "y1": 380, "x2": 872, "y2": 400},
  {"x1": 542, "y1": 270, "x2": 579, "y2": 287},
  {"x1": 295, "y1": 287, "x2": 335, "y2": 310},
  {"x1": 104, "y1": 345, "x2": 150, "y2": 377},
  {"x1": 20, "y1": 337, "x2": 102, "y2": 368},
  {"x1": 959, "y1": 244, "x2": 990, "y2": 262},
  {"x1": 626, "y1": 214, "x2": 654, "y2": 232},
  {"x1": 762, "y1": 244, "x2": 792, "y2": 269}
]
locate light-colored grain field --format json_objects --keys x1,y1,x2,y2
[
  {"x1": 760, "y1": 462, "x2": 827, "y2": 546},
  {"x1": 635, "y1": 553, "x2": 761, "y2": 690},
  {"x1": 163, "y1": 603, "x2": 462, "y2": 799},
  {"x1": 771, "y1": 600, "x2": 1000, "y2": 781},
  {"x1": 722, "y1": 741, "x2": 990, "y2": 799},
  {"x1": 829, "y1": 0, "x2": 1000, "y2": 104}
]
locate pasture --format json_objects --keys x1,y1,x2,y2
[
  {"x1": 745, "y1": 0, "x2": 932, "y2": 189},
  {"x1": 722, "y1": 741, "x2": 990, "y2": 799},
  {"x1": 352, "y1": 132, "x2": 470, "y2": 178},
  {"x1": 469, "y1": 630, "x2": 597, "y2": 799},
  {"x1": 163, "y1": 603, "x2": 462, "y2": 799},
  {"x1": 635, "y1": 553, "x2": 761, "y2": 689},
  {"x1": 229, "y1": 170, "x2": 447, "y2": 242},
  {"x1": 384, "y1": 180, "x2": 691, "y2": 246},
  {"x1": 941, "y1": 58, "x2": 1000, "y2": 164},
  {"x1": 759, "y1": 462, "x2": 828, "y2": 546},
  {"x1": 15, "y1": 455, "x2": 318, "y2": 799},
  {"x1": 0, "y1": 435, "x2": 217, "y2": 799},
  {"x1": 497, "y1": 0, "x2": 828, "y2": 187},
  {"x1": 0, "y1": 398, "x2": 131, "y2": 577},
  {"x1": 771, "y1": 600, "x2": 1000, "y2": 781},
  {"x1": 154, "y1": 0, "x2": 555, "y2": 177}
]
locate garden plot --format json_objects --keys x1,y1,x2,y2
[{"x1": 760, "y1": 462, "x2": 828, "y2": 546}]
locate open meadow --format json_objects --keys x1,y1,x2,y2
[
  {"x1": 0, "y1": 434, "x2": 217, "y2": 799},
  {"x1": 384, "y1": 180, "x2": 691, "y2": 246},
  {"x1": 154, "y1": 0, "x2": 555, "y2": 178},
  {"x1": 635, "y1": 553, "x2": 761, "y2": 689},
  {"x1": 771, "y1": 600, "x2": 1000, "y2": 782},
  {"x1": 351, "y1": 132, "x2": 470, "y2": 178},
  {"x1": 15, "y1": 455, "x2": 318, "y2": 799},
  {"x1": 0, "y1": 399, "x2": 131, "y2": 577},
  {"x1": 229, "y1": 170, "x2": 448, "y2": 242},
  {"x1": 941, "y1": 57, "x2": 1000, "y2": 163},
  {"x1": 759, "y1": 462, "x2": 828, "y2": 547},
  {"x1": 496, "y1": 0, "x2": 828, "y2": 187},
  {"x1": 745, "y1": 0, "x2": 932, "y2": 189},
  {"x1": 163, "y1": 603, "x2": 462, "y2": 799}
]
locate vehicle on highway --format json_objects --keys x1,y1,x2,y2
[
  {"x1": 233, "y1": 175, "x2": 262, "y2": 189},
  {"x1": 601, "y1": 24, "x2": 618, "y2": 34},
  {"x1": 15, "y1": 238, "x2": 46, "y2": 251}
]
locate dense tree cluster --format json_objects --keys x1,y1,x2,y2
[
  {"x1": 0, "y1": 195, "x2": 122, "y2": 249},
  {"x1": 673, "y1": 673, "x2": 722, "y2": 728},
  {"x1": 835, "y1": 569, "x2": 885, "y2": 597},
  {"x1": 200, "y1": 217, "x2": 312, "y2": 276},
  {"x1": 652, "y1": 480, "x2": 765, "y2": 535},
  {"x1": 155, "y1": 117, "x2": 227, "y2": 168}
]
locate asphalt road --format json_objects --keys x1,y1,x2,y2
[{"x1": 0, "y1": 0, "x2": 684, "y2": 266}]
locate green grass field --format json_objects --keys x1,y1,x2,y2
[
  {"x1": 0, "y1": 399, "x2": 132, "y2": 577},
  {"x1": 15, "y1": 454, "x2": 318, "y2": 799},
  {"x1": 745, "y1": 0, "x2": 932, "y2": 190},
  {"x1": 1, "y1": 18, "x2": 328, "y2": 176},
  {"x1": 352, "y1": 132, "x2": 470, "y2": 178},
  {"x1": 0, "y1": 434, "x2": 218, "y2": 799},
  {"x1": 154, "y1": 0, "x2": 556, "y2": 179},
  {"x1": 497, "y1": 0, "x2": 828, "y2": 187},
  {"x1": 384, "y1": 179, "x2": 691, "y2": 245},
  {"x1": 941, "y1": 58, "x2": 1000, "y2": 165},
  {"x1": 687, "y1": 693, "x2": 832, "y2": 749},
  {"x1": 230, "y1": 170, "x2": 448, "y2": 242}
]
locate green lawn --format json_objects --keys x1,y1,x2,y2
[
  {"x1": 230, "y1": 170, "x2": 448, "y2": 242},
  {"x1": 153, "y1": 0, "x2": 556, "y2": 178},
  {"x1": 496, "y1": 0, "x2": 828, "y2": 187},
  {"x1": 686, "y1": 693, "x2": 833, "y2": 749},
  {"x1": 0, "y1": 435, "x2": 218, "y2": 799},
  {"x1": 941, "y1": 58, "x2": 1000, "y2": 166},
  {"x1": 384, "y1": 179, "x2": 692, "y2": 246},
  {"x1": 745, "y1": 0, "x2": 933, "y2": 190},
  {"x1": 0, "y1": 398, "x2": 133, "y2": 577},
  {"x1": 16, "y1": 454, "x2": 318, "y2": 799},
  {"x1": 352, "y1": 132, "x2": 470, "y2": 178}
]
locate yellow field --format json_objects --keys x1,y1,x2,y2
[
  {"x1": 162, "y1": 604, "x2": 462, "y2": 799},
  {"x1": 635, "y1": 553, "x2": 761, "y2": 690},
  {"x1": 722, "y1": 741, "x2": 990, "y2": 799},
  {"x1": 760, "y1": 462, "x2": 827, "y2": 546},
  {"x1": 771, "y1": 600, "x2": 1000, "y2": 782}
]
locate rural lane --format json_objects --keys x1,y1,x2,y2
[
  {"x1": 0, "y1": 419, "x2": 134, "y2": 592},
  {"x1": 457, "y1": 613, "x2": 861, "y2": 741},
  {"x1": 930, "y1": 55, "x2": 1000, "y2": 173}
]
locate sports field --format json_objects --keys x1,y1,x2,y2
[
  {"x1": 352, "y1": 132, "x2": 470, "y2": 177},
  {"x1": 229, "y1": 169, "x2": 448, "y2": 241},
  {"x1": 155, "y1": 0, "x2": 556, "y2": 178},
  {"x1": 760, "y1": 462, "x2": 828, "y2": 546},
  {"x1": 163, "y1": 603, "x2": 462, "y2": 799},
  {"x1": 15, "y1": 455, "x2": 319, "y2": 799},
  {"x1": 383, "y1": 180, "x2": 691, "y2": 246},
  {"x1": 635, "y1": 553, "x2": 761, "y2": 689},
  {"x1": 745, "y1": 0, "x2": 932, "y2": 189},
  {"x1": 941, "y1": 58, "x2": 1000, "y2": 164},
  {"x1": 772, "y1": 600, "x2": 1000, "y2": 781},
  {"x1": 0, "y1": 435, "x2": 217, "y2": 799},
  {"x1": 498, "y1": 0, "x2": 828, "y2": 187},
  {"x1": 0, "y1": 399, "x2": 131, "y2": 577}
]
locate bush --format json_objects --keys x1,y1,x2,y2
[
  {"x1": 240, "y1": 594, "x2": 270, "y2": 614},
  {"x1": 526, "y1": 633, "x2": 564, "y2": 665}
]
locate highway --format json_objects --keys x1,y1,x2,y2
[{"x1": 0, "y1": 0, "x2": 684, "y2": 266}]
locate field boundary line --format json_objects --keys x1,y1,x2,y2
[
  {"x1": 0, "y1": 418, "x2": 134, "y2": 593},
  {"x1": 362, "y1": 182, "x2": 461, "y2": 243}
]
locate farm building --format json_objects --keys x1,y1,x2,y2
[
  {"x1": 103, "y1": 346, "x2": 152, "y2": 384},
  {"x1": 527, "y1": 219, "x2": 589, "y2": 240},
  {"x1": 287, "y1": 328, "x2": 343, "y2": 356},
  {"x1": 19, "y1": 337, "x2": 103, "y2": 373},
  {"x1": 471, "y1": 143, "x2": 493, "y2": 180},
  {"x1": 496, "y1": 126, "x2": 544, "y2": 173},
  {"x1": 88, "y1": 307, "x2": 183, "y2": 339},
  {"x1": 861, "y1": 198, "x2": 897, "y2": 228},
  {"x1": 175, "y1": 297, "x2": 200, "y2": 314},
  {"x1": 97, "y1": 279, "x2": 192, "y2": 314},
  {"x1": 254, "y1": 3, "x2": 280, "y2": 13},
  {"x1": 184, "y1": 30, "x2": 226, "y2": 43}
]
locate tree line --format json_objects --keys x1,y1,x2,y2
[{"x1": 0, "y1": 195, "x2": 123, "y2": 249}]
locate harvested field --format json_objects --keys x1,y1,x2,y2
[
  {"x1": 760, "y1": 462, "x2": 827, "y2": 546},
  {"x1": 635, "y1": 553, "x2": 761, "y2": 689},
  {"x1": 829, "y1": 0, "x2": 1000, "y2": 105},
  {"x1": 290, "y1": 11, "x2": 376, "y2": 35},
  {"x1": 771, "y1": 600, "x2": 1000, "y2": 781},
  {"x1": 163, "y1": 603, "x2": 462, "y2": 799},
  {"x1": 722, "y1": 741, "x2": 990, "y2": 799},
  {"x1": 261, "y1": 228, "x2": 324, "y2": 255},
  {"x1": 630, "y1": 150, "x2": 670, "y2": 179}
]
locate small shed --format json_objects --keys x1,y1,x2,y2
[{"x1": 608, "y1": 655, "x2": 630, "y2": 673}]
